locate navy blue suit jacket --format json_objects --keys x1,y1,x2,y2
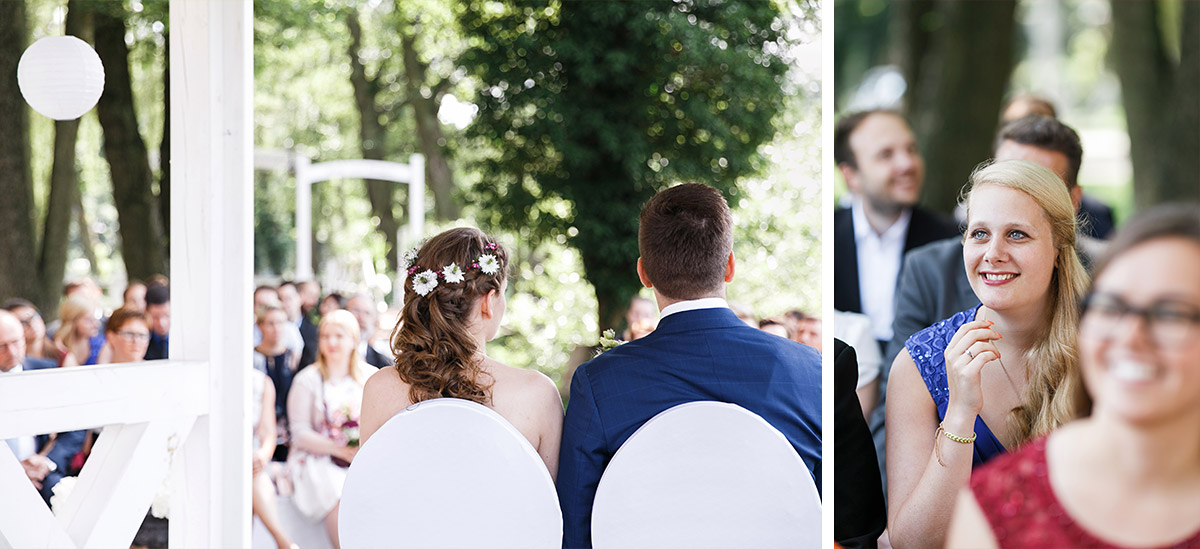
[{"x1": 557, "y1": 307, "x2": 822, "y2": 548}]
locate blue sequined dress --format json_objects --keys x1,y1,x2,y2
[{"x1": 904, "y1": 305, "x2": 1007, "y2": 466}]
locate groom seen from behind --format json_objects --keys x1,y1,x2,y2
[{"x1": 556, "y1": 183, "x2": 822, "y2": 548}]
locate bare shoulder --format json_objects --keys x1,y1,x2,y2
[
  {"x1": 361, "y1": 367, "x2": 413, "y2": 444},
  {"x1": 363, "y1": 366, "x2": 410, "y2": 407},
  {"x1": 486, "y1": 360, "x2": 563, "y2": 414}
]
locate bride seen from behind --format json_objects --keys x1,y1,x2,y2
[{"x1": 360, "y1": 227, "x2": 565, "y2": 479}]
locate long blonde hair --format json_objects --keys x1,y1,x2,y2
[
  {"x1": 964, "y1": 159, "x2": 1091, "y2": 443},
  {"x1": 314, "y1": 309, "x2": 370, "y2": 383},
  {"x1": 54, "y1": 295, "x2": 95, "y2": 350}
]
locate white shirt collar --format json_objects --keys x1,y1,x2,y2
[
  {"x1": 851, "y1": 197, "x2": 912, "y2": 242},
  {"x1": 660, "y1": 297, "x2": 729, "y2": 319},
  {"x1": 0, "y1": 363, "x2": 23, "y2": 374}
]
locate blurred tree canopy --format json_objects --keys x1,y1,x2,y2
[
  {"x1": 458, "y1": 0, "x2": 796, "y2": 329},
  {"x1": 835, "y1": 0, "x2": 1198, "y2": 215}
]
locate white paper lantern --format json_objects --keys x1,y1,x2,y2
[{"x1": 17, "y1": 36, "x2": 105, "y2": 121}]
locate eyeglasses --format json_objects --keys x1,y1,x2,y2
[
  {"x1": 1081, "y1": 293, "x2": 1200, "y2": 348},
  {"x1": 117, "y1": 331, "x2": 151, "y2": 343},
  {"x1": 17, "y1": 312, "x2": 40, "y2": 327}
]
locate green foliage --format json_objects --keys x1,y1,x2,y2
[{"x1": 459, "y1": 0, "x2": 794, "y2": 329}]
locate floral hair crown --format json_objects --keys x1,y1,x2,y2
[{"x1": 403, "y1": 242, "x2": 502, "y2": 297}]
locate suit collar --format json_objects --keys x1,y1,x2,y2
[{"x1": 650, "y1": 306, "x2": 748, "y2": 336}]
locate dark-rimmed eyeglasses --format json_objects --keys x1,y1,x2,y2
[{"x1": 1081, "y1": 293, "x2": 1200, "y2": 348}]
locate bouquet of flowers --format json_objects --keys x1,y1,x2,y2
[{"x1": 328, "y1": 403, "x2": 361, "y2": 467}]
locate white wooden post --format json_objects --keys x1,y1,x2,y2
[
  {"x1": 169, "y1": 0, "x2": 252, "y2": 546},
  {"x1": 295, "y1": 155, "x2": 314, "y2": 280}
]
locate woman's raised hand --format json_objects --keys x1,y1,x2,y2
[{"x1": 943, "y1": 319, "x2": 1002, "y2": 422}]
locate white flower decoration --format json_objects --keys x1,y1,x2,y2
[
  {"x1": 477, "y1": 254, "x2": 500, "y2": 275},
  {"x1": 412, "y1": 269, "x2": 439, "y2": 296},
  {"x1": 443, "y1": 263, "x2": 465, "y2": 284},
  {"x1": 402, "y1": 248, "x2": 419, "y2": 269}
]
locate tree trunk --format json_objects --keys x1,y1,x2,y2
[
  {"x1": 347, "y1": 10, "x2": 401, "y2": 275},
  {"x1": 400, "y1": 30, "x2": 459, "y2": 221},
  {"x1": 94, "y1": 8, "x2": 167, "y2": 281},
  {"x1": 1111, "y1": 0, "x2": 1200, "y2": 208},
  {"x1": 0, "y1": 1, "x2": 40, "y2": 304},
  {"x1": 158, "y1": 32, "x2": 171, "y2": 261},
  {"x1": 908, "y1": 2, "x2": 1017, "y2": 214},
  {"x1": 38, "y1": 0, "x2": 90, "y2": 313}
]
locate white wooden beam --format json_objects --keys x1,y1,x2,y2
[
  {"x1": 170, "y1": 0, "x2": 253, "y2": 546},
  {"x1": 0, "y1": 361, "x2": 208, "y2": 438},
  {"x1": 0, "y1": 447, "x2": 75, "y2": 549}
]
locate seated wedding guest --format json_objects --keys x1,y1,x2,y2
[
  {"x1": 886, "y1": 160, "x2": 1089, "y2": 549},
  {"x1": 253, "y1": 285, "x2": 303, "y2": 357},
  {"x1": 878, "y1": 115, "x2": 1097, "y2": 491},
  {"x1": 287, "y1": 309, "x2": 377, "y2": 549},
  {"x1": 948, "y1": 204, "x2": 1200, "y2": 548},
  {"x1": 123, "y1": 281, "x2": 148, "y2": 312},
  {"x1": 622, "y1": 295, "x2": 658, "y2": 340},
  {"x1": 254, "y1": 301, "x2": 300, "y2": 456},
  {"x1": 834, "y1": 339, "x2": 886, "y2": 549},
  {"x1": 144, "y1": 283, "x2": 170, "y2": 360},
  {"x1": 252, "y1": 370, "x2": 296, "y2": 549},
  {"x1": 53, "y1": 295, "x2": 104, "y2": 367},
  {"x1": 101, "y1": 307, "x2": 151, "y2": 364},
  {"x1": 298, "y1": 280, "x2": 321, "y2": 319},
  {"x1": 345, "y1": 294, "x2": 392, "y2": 368},
  {"x1": 279, "y1": 281, "x2": 318, "y2": 369},
  {"x1": 796, "y1": 315, "x2": 822, "y2": 351},
  {"x1": 318, "y1": 292, "x2": 345, "y2": 319},
  {"x1": 558, "y1": 184, "x2": 821, "y2": 548},
  {"x1": 2, "y1": 299, "x2": 51, "y2": 361},
  {"x1": 0, "y1": 310, "x2": 80, "y2": 505},
  {"x1": 360, "y1": 228, "x2": 563, "y2": 472},
  {"x1": 759, "y1": 318, "x2": 793, "y2": 339}
]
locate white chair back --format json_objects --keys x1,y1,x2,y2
[
  {"x1": 339, "y1": 398, "x2": 562, "y2": 548},
  {"x1": 591, "y1": 401, "x2": 820, "y2": 548}
]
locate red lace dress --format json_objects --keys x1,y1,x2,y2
[{"x1": 970, "y1": 437, "x2": 1200, "y2": 548}]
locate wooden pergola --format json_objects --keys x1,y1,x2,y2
[{"x1": 1, "y1": 2, "x2": 253, "y2": 547}]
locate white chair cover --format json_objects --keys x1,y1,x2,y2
[
  {"x1": 338, "y1": 398, "x2": 562, "y2": 548},
  {"x1": 591, "y1": 401, "x2": 820, "y2": 548}
]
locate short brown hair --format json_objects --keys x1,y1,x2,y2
[
  {"x1": 834, "y1": 109, "x2": 906, "y2": 168},
  {"x1": 106, "y1": 307, "x2": 148, "y2": 336},
  {"x1": 995, "y1": 115, "x2": 1083, "y2": 187},
  {"x1": 638, "y1": 183, "x2": 733, "y2": 300}
]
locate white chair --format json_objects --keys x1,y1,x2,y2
[
  {"x1": 591, "y1": 401, "x2": 820, "y2": 548},
  {"x1": 338, "y1": 398, "x2": 561, "y2": 549}
]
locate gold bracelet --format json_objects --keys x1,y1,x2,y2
[
  {"x1": 939, "y1": 422, "x2": 976, "y2": 444},
  {"x1": 934, "y1": 422, "x2": 976, "y2": 467}
]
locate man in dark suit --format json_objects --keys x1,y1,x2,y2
[
  {"x1": 143, "y1": 283, "x2": 170, "y2": 360},
  {"x1": 833, "y1": 110, "x2": 957, "y2": 352},
  {"x1": 557, "y1": 184, "x2": 822, "y2": 548},
  {"x1": 0, "y1": 310, "x2": 84, "y2": 505},
  {"x1": 346, "y1": 294, "x2": 393, "y2": 368}
]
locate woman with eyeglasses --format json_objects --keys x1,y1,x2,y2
[
  {"x1": 101, "y1": 307, "x2": 152, "y2": 364},
  {"x1": 885, "y1": 160, "x2": 1091, "y2": 549},
  {"x1": 947, "y1": 204, "x2": 1200, "y2": 547}
]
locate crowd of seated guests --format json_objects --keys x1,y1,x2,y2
[{"x1": 1, "y1": 276, "x2": 169, "y2": 521}]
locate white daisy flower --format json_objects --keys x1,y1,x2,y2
[
  {"x1": 477, "y1": 254, "x2": 500, "y2": 275},
  {"x1": 412, "y1": 270, "x2": 439, "y2": 296},
  {"x1": 401, "y1": 248, "x2": 419, "y2": 270},
  {"x1": 443, "y1": 263, "x2": 465, "y2": 284}
]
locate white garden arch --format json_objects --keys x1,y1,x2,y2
[
  {"x1": 1, "y1": 2, "x2": 252, "y2": 547},
  {"x1": 253, "y1": 149, "x2": 426, "y2": 300}
]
